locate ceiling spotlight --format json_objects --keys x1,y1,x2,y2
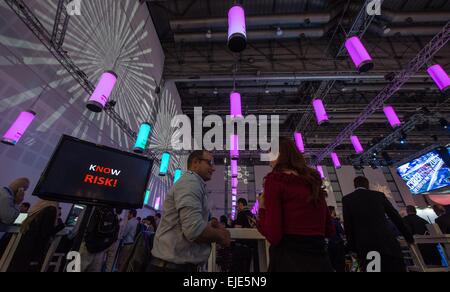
[
  {"x1": 383, "y1": 25, "x2": 391, "y2": 34},
  {"x1": 213, "y1": 88, "x2": 219, "y2": 95},
  {"x1": 439, "y1": 118, "x2": 448, "y2": 129},
  {"x1": 206, "y1": 29, "x2": 212, "y2": 39},
  {"x1": 399, "y1": 131, "x2": 407, "y2": 145},
  {"x1": 276, "y1": 27, "x2": 283, "y2": 37},
  {"x1": 265, "y1": 86, "x2": 270, "y2": 94}
]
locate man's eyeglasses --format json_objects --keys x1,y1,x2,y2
[{"x1": 199, "y1": 159, "x2": 215, "y2": 167}]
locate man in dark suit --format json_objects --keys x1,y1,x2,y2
[
  {"x1": 433, "y1": 205, "x2": 450, "y2": 234},
  {"x1": 403, "y1": 205, "x2": 442, "y2": 266},
  {"x1": 343, "y1": 176, "x2": 414, "y2": 272}
]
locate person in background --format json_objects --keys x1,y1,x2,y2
[
  {"x1": 257, "y1": 138, "x2": 335, "y2": 272},
  {"x1": 104, "y1": 208, "x2": 124, "y2": 272},
  {"x1": 403, "y1": 205, "x2": 442, "y2": 266},
  {"x1": 220, "y1": 215, "x2": 231, "y2": 229},
  {"x1": 143, "y1": 216, "x2": 158, "y2": 233},
  {"x1": 433, "y1": 205, "x2": 450, "y2": 234},
  {"x1": 327, "y1": 206, "x2": 346, "y2": 273},
  {"x1": 155, "y1": 213, "x2": 161, "y2": 227},
  {"x1": 80, "y1": 207, "x2": 119, "y2": 272},
  {"x1": 0, "y1": 178, "x2": 29, "y2": 226},
  {"x1": 8, "y1": 200, "x2": 62, "y2": 272},
  {"x1": 403, "y1": 205, "x2": 429, "y2": 235},
  {"x1": 117, "y1": 209, "x2": 139, "y2": 272},
  {"x1": 150, "y1": 150, "x2": 231, "y2": 272},
  {"x1": 232, "y1": 198, "x2": 258, "y2": 272},
  {"x1": 20, "y1": 202, "x2": 31, "y2": 214},
  {"x1": 234, "y1": 198, "x2": 256, "y2": 228},
  {"x1": 343, "y1": 176, "x2": 414, "y2": 272}
]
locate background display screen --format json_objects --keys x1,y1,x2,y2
[
  {"x1": 33, "y1": 135, "x2": 153, "y2": 208},
  {"x1": 397, "y1": 147, "x2": 450, "y2": 195}
]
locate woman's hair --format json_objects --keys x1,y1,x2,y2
[{"x1": 272, "y1": 137, "x2": 326, "y2": 203}]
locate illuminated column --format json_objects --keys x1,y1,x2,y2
[
  {"x1": 159, "y1": 152, "x2": 170, "y2": 176},
  {"x1": 294, "y1": 132, "x2": 305, "y2": 153},
  {"x1": 2, "y1": 110, "x2": 36, "y2": 145},
  {"x1": 345, "y1": 36, "x2": 374, "y2": 73},
  {"x1": 427, "y1": 64, "x2": 450, "y2": 93},
  {"x1": 351, "y1": 135, "x2": 364, "y2": 154},
  {"x1": 230, "y1": 91, "x2": 243, "y2": 118},
  {"x1": 313, "y1": 99, "x2": 329, "y2": 125},
  {"x1": 228, "y1": 5, "x2": 247, "y2": 53},
  {"x1": 331, "y1": 152, "x2": 342, "y2": 169},
  {"x1": 383, "y1": 106, "x2": 401, "y2": 128},
  {"x1": 86, "y1": 71, "x2": 118, "y2": 112},
  {"x1": 230, "y1": 134, "x2": 239, "y2": 159},
  {"x1": 133, "y1": 122, "x2": 151, "y2": 153},
  {"x1": 174, "y1": 169, "x2": 182, "y2": 184}
]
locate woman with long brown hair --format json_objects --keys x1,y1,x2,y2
[{"x1": 257, "y1": 137, "x2": 335, "y2": 272}]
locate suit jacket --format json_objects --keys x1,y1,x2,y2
[
  {"x1": 435, "y1": 213, "x2": 450, "y2": 234},
  {"x1": 343, "y1": 189, "x2": 414, "y2": 259},
  {"x1": 403, "y1": 214, "x2": 429, "y2": 235}
]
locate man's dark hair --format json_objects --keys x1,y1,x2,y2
[
  {"x1": 406, "y1": 205, "x2": 417, "y2": 215},
  {"x1": 237, "y1": 198, "x2": 248, "y2": 206},
  {"x1": 187, "y1": 150, "x2": 208, "y2": 169},
  {"x1": 21, "y1": 202, "x2": 31, "y2": 209},
  {"x1": 155, "y1": 213, "x2": 161, "y2": 218},
  {"x1": 129, "y1": 209, "x2": 137, "y2": 217},
  {"x1": 354, "y1": 176, "x2": 370, "y2": 189},
  {"x1": 328, "y1": 206, "x2": 336, "y2": 213},
  {"x1": 220, "y1": 215, "x2": 228, "y2": 224}
]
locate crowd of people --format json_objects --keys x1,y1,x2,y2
[{"x1": 1, "y1": 137, "x2": 450, "y2": 272}]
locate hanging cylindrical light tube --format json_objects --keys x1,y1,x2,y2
[
  {"x1": 345, "y1": 36, "x2": 374, "y2": 73},
  {"x1": 331, "y1": 152, "x2": 342, "y2": 169},
  {"x1": 383, "y1": 106, "x2": 402, "y2": 128},
  {"x1": 2, "y1": 110, "x2": 36, "y2": 145},
  {"x1": 174, "y1": 169, "x2": 183, "y2": 184},
  {"x1": 231, "y1": 160, "x2": 238, "y2": 178},
  {"x1": 144, "y1": 190, "x2": 150, "y2": 205},
  {"x1": 427, "y1": 64, "x2": 450, "y2": 93},
  {"x1": 231, "y1": 177, "x2": 238, "y2": 189},
  {"x1": 133, "y1": 122, "x2": 151, "y2": 153},
  {"x1": 230, "y1": 134, "x2": 239, "y2": 159},
  {"x1": 351, "y1": 135, "x2": 364, "y2": 154},
  {"x1": 230, "y1": 91, "x2": 243, "y2": 118},
  {"x1": 316, "y1": 165, "x2": 325, "y2": 179},
  {"x1": 159, "y1": 152, "x2": 171, "y2": 176},
  {"x1": 86, "y1": 71, "x2": 118, "y2": 112},
  {"x1": 227, "y1": 5, "x2": 247, "y2": 53},
  {"x1": 313, "y1": 99, "x2": 329, "y2": 125},
  {"x1": 294, "y1": 132, "x2": 305, "y2": 153}
]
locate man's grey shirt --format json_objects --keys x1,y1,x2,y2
[{"x1": 151, "y1": 171, "x2": 211, "y2": 265}]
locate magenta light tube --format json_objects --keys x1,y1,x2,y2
[
  {"x1": 351, "y1": 135, "x2": 364, "y2": 154},
  {"x1": 427, "y1": 64, "x2": 450, "y2": 92},
  {"x1": 230, "y1": 91, "x2": 243, "y2": 118},
  {"x1": 86, "y1": 71, "x2": 118, "y2": 112},
  {"x1": 383, "y1": 106, "x2": 401, "y2": 128},
  {"x1": 345, "y1": 36, "x2": 374, "y2": 73},
  {"x1": 154, "y1": 196, "x2": 161, "y2": 210},
  {"x1": 316, "y1": 165, "x2": 325, "y2": 179},
  {"x1": 232, "y1": 188, "x2": 238, "y2": 196},
  {"x1": 313, "y1": 99, "x2": 329, "y2": 125},
  {"x1": 231, "y1": 160, "x2": 238, "y2": 177},
  {"x1": 2, "y1": 110, "x2": 36, "y2": 145},
  {"x1": 231, "y1": 177, "x2": 238, "y2": 189},
  {"x1": 228, "y1": 5, "x2": 247, "y2": 52},
  {"x1": 331, "y1": 152, "x2": 342, "y2": 169},
  {"x1": 294, "y1": 132, "x2": 305, "y2": 153},
  {"x1": 230, "y1": 134, "x2": 239, "y2": 159}
]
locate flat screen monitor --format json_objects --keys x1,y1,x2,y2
[
  {"x1": 397, "y1": 147, "x2": 450, "y2": 195},
  {"x1": 13, "y1": 213, "x2": 28, "y2": 225},
  {"x1": 33, "y1": 135, "x2": 153, "y2": 209}
]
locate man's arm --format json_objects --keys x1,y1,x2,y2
[
  {"x1": 342, "y1": 198, "x2": 356, "y2": 252},
  {"x1": 0, "y1": 192, "x2": 20, "y2": 225},
  {"x1": 175, "y1": 181, "x2": 230, "y2": 246},
  {"x1": 382, "y1": 194, "x2": 414, "y2": 244}
]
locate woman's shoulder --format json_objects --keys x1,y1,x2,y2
[{"x1": 265, "y1": 172, "x2": 304, "y2": 184}]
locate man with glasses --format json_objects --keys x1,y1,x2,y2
[{"x1": 150, "y1": 150, "x2": 231, "y2": 272}]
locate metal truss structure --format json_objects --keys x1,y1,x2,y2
[
  {"x1": 51, "y1": 0, "x2": 70, "y2": 49},
  {"x1": 5, "y1": 0, "x2": 137, "y2": 140},
  {"x1": 351, "y1": 109, "x2": 442, "y2": 166},
  {"x1": 314, "y1": 20, "x2": 450, "y2": 165},
  {"x1": 294, "y1": 0, "x2": 380, "y2": 133}
]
